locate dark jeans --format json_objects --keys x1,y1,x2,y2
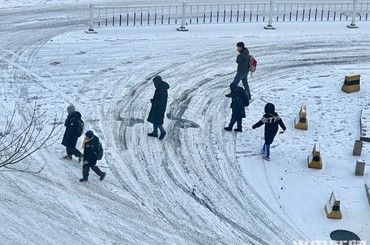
[
  {"x1": 66, "y1": 147, "x2": 82, "y2": 158},
  {"x1": 231, "y1": 72, "x2": 251, "y2": 100},
  {"x1": 82, "y1": 163, "x2": 103, "y2": 178},
  {"x1": 229, "y1": 117, "x2": 242, "y2": 129}
]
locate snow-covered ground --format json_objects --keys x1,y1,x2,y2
[{"x1": 1, "y1": 0, "x2": 370, "y2": 244}]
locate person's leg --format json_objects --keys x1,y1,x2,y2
[
  {"x1": 235, "y1": 118, "x2": 242, "y2": 131},
  {"x1": 80, "y1": 164, "x2": 90, "y2": 182},
  {"x1": 158, "y1": 125, "x2": 166, "y2": 140},
  {"x1": 228, "y1": 72, "x2": 242, "y2": 94},
  {"x1": 241, "y1": 74, "x2": 251, "y2": 100},
  {"x1": 64, "y1": 147, "x2": 73, "y2": 159},
  {"x1": 158, "y1": 125, "x2": 165, "y2": 134},
  {"x1": 225, "y1": 117, "x2": 236, "y2": 131},
  {"x1": 72, "y1": 148, "x2": 82, "y2": 158},
  {"x1": 265, "y1": 144, "x2": 271, "y2": 158},
  {"x1": 91, "y1": 165, "x2": 104, "y2": 176},
  {"x1": 148, "y1": 124, "x2": 158, "y2": 137}
]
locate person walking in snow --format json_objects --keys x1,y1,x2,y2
[
  {"x1": 226, "y1": 42, "x2": 251, "y2": 101},
  {"x1": 224, "y1": 84, "x2": 249, "y2": 132},
  {"x1": 147, "y1": 75, "x2": 170, "y2": 140},
  {"x1": 252, "y1": 103, "x2": 286, "y2": 161},
  {"x1": 61, "y1": 104, "x2": 83, "y2": 161},
  {"x1": 79, "y1": 130, "x2": 106, "y2": 182}
]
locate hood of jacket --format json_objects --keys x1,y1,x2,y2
[
  {"x1": 153, "y1": 76, "x2": 170, "y2": 90},
  {"x1": 264, "y1": 103, "x2": 275, "y2": 114}
]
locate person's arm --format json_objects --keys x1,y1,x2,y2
[
  {"x1": 278, "y1": 117, "x2": 287, "y2": 133},
  {"x1": 252, "y1": 117, "x2": 265, "y2": 129}
]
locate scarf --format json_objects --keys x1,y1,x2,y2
[{"x1": 82, "y1": 136, "x2": 94, "y2": 149}]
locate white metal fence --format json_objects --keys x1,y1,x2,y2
[{"x1": 87, "y1": 0, "x2": 370, "y2": 30}]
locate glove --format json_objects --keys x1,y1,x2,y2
[
  {"x1": 83, "y1": 160, "x2": 89, "y2": 165},
  {"x1": 252, "y1": 125, "x2": 256, "y2": 129}
]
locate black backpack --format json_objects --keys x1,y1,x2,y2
[
  {"x1": 76, "y1": 118, "x2": 84, "y2": 137},
  {"x1": 94, "y1": 141, "x2": 104, "y2": 160}
]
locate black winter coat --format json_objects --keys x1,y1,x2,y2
[
  {"x1": 62, "y1": 111, "x2": 82, "y2": 148},
  {"x1": 230, "y1": 87, "x2": 247, "y2": 119},
  {"x1": 83, "y1": 136, "x2": 99, "y2": 166},
  {"x1": 147, "y1": 79, "x2": 170, "y2": 125},
  {"x1": 252, "y1": 112, "x2": 286, "y2": 145},
  {"x1": 236, "y1": 48, "x2": 250, "y2": 74}
]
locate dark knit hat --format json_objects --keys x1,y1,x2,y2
[
  {"x1": 236, "y1": 42, "x2": 245, "y2": 48},
  {"x1": 85, "y1": 130, "x2": 94, "y2": 139}
]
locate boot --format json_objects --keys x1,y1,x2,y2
[
  {"x1": 262, "y1": 155, "x2": 271, "y2": 161},
  {"x1": 79, "y1": 177, "x2": 88, "y2": 182},
  {"x1": 224, "y1": 126, "x2": 232, "y2": 131},
  {"x1": 159, "y1": 131, "x2": 166, "y2": 140},
  {"x1": 234, "y1": 128, "x2": 242, "y2": 132},
  {"x1": 63, "y1": 155, "x2": 72, "y2": 160},
  {"x1": 147, "y1": 132, "x2": 158, "y2": 138},
  {"x1": 100, "y1": 172, "x2": 107, "y2": 181}
]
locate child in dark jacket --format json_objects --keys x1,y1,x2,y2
[
  {"x1": 224, "y1": 85, "x2": 248, "y2": 132},
  {"x1": 79, "y1": 130, "x2": 106, "y2": 182},
  {"x1": 252, "y1": 103, "x2": 286, "y2": 161}
]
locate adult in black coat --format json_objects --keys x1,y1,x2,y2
[
  {"x1": 252, "y1": 103, "x2": 286, "y2": 161},
  {"x1": 147, "y1": 75, "x2": 170, "y2": 140},
  {"x1": 61, "y1": 104, "x2": 83, "y2": 161},
  {"x1": 224, "y1": 85, "x2": 248, "y2": 132},
  {"x1": 79, "y1": 130, "x2": 106, "y2": 182}
]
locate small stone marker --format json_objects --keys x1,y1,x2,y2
[
  {"x1": 352, "y1": 140, "x2": 363, "y2": 156},
  {"x1": 355, "y1": 160, "x2": 365, "y2": 176}
]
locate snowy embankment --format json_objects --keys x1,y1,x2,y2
[{"x1": 1, "y1": 19, "x2": 370, "y2": 244}]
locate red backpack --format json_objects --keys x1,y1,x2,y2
[{"x1": 249, "y1": 55, "x2": 257, "y2": 72}]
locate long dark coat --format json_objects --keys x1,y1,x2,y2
[
  {"x1": 252, "y1": 103, "x2": 286, "y2": 145},
  {"x1": 62, "y1": 111, "x2": 82, "y2": 148},
  {"x1": 147, "y1": 76, "x2": 170, "y2": 125}
]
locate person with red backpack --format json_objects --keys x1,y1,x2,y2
[
  {"x1": 61, "y1": 104, "x2": 83, "y2": 162},
  {"x1": 227, "y1": 42, "x2": 251, "y2": 101}
]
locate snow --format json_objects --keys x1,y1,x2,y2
[{"x1": 1, "y1": 0, "x2": 370, "y2": 244}]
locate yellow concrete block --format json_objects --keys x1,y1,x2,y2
[
  {"x1": 342, "y1": 75, "x2": 360, "y2": 93},
  {"x1": 324, "y1": 192, "x2": 342, "y2": 219}
]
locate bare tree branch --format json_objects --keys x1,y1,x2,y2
[{"x1": 0, "y1": 102, "x2": 63, "y2": 172}]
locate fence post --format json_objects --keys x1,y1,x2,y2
[
  {"x1": 264, "y1": 1, "x2": 276, "y2": 29},
  {"x1": 86, "y1": 4, "x2": 97, "y2": 33},
  {"x1": 347, "y1": 0, "x2": 359, "y2": 28},
  {"x1": 177, "y1": 1, "x2": 189, "y2": 31}
]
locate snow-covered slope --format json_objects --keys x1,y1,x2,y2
[{"x1": 0, "y1": 1, "x2": 370, "y2": 244}]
